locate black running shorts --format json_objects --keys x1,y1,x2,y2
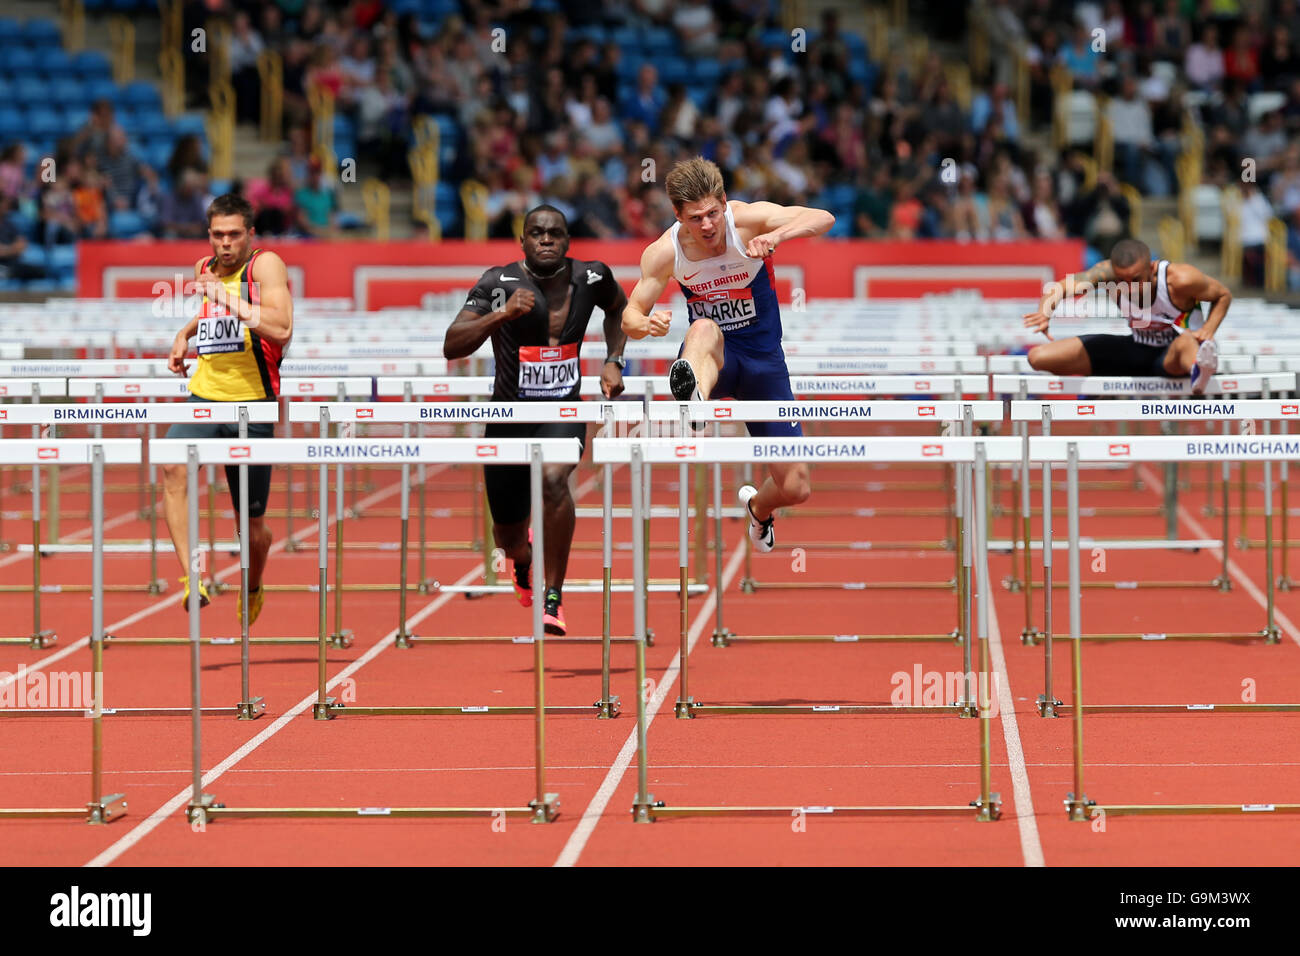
[
  {"x1": 1078, "y1": 334, "x2": 1176, "y2": 378},
  {"x1": 165, "y1": 396, "x2": 275, "y2": 518},
  {"x1": 482, "y1": 421, "x2": 587, "y2": 526}
]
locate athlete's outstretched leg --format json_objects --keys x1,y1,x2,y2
[
  {"x1": 1027, "y1": 337, "x2": 1092, "y2": 376},
  {"x1": 670, "y1": 319, "x2": 725, "y2": 400},
  {"x1": 542, "y1": 463, "x2": 577, "y2": 592},
  {"x1": 739, "y1": 461, "x2": 810, "y2": 553},
  {"x1": 1162, "y1": 332, "x2": 1200, "y2": 375},
  {"x1": 162, "y1": 462, "x2": 208, "y2": 607}
]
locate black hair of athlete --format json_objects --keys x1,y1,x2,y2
[
  {"x1": 1110, "y1": 238, "x2": 1149, "y2": 269},
  {"x1": 523, "y1": 204, "x2": 569, "y2": 232}
]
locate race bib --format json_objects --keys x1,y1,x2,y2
[
  {"x1": 687, "y1": 289, "x2": 756, "y2": 332},
  {"x1": 518, "y1": 343, "x2": 580, "y2": 398},
  {"x1": 196, "y1": 304, "x2": 246, "y2": 356}
]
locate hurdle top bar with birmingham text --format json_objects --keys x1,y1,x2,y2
[
  {"x1": 287, "y1": 401, "x2": 644, "y2": 424},
  {"x1": 0, "y1": 403, "x2": 279, "y2": 424},
  {"x1": 1010, "y1": 399, "x2": 1300, "y2": 421},
  {"x1": 149, "y1": 437, "x2": 584, "y2": 465},
  {"x1": 1030, "y1": 434, "x2": 1300, "y2": 462},
  {"x1": 593, "y1": 436, "x2": 1025, "y2": 464},
  {"x1": 0, "y1": 439, "x2": 142, "y2": 465},
  {"x1": 645, "y1": 400, "x2": 1005, "y2": 422},
  {"x1": 374, "y1": 374, "x2": 991, "y2": 398},
  {"x1": 0, "y1": 378, "x2": 68, "y2": 398},
  {"x1": 992, "y1": 373, "x2": 1296, "y2": 395}
]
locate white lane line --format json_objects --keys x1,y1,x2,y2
[
  {"x1": 986, "y1": 591, "x2": 1045, "y2": 866},
  {"x1": 83, "y1": 561, "x2": 481, "y2": 868},
  {"x1": 553, "y1": 540, "x2": 747, "y2": 868},
  {"x1": 1137, "y1": 463, "x2": 1300, "y2": 647}
]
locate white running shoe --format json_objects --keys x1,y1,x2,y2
[
  {"x1": 738, "y1": 485, "x2": 774, "y2": 553},
  {"x1": 1190, "y1": 338, "x2": 1218, "y2": 396}
]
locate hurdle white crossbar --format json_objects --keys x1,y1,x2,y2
[
  {"x1": 993, "y1": 373, "x2": 1296, "y2": 395},
  {"x1": 0, "y1": 403, "x2": 279, "y2": 425},
  {"x1": 0, "y1": 379, "x2": 68, "y2": 398},
  {"x1": 1011, "y1": 400, "x2": 1300, "y2": 421},
  {"x1": 287, "y1": 401, "x2": 645, "y2": 425},
  {"x1": 644, "y1": 400, "x2": 1005, "y2": 423}
]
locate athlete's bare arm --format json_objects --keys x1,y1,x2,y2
[
  {"x1": 1023, "y1": 259, "x2": 1117, "y2": 338},
  {"x1": 443, "y1": 288, "x2": 533, "y2": 359},
  {"x1": 622, "y1": 237, "x2": 675, "y2": 339},
  {"x1": 194, "y1": 251, "x2": 294, "y2": 347},
  {"x1": 167, "y1": 258, "x2": 208, "y2": 375},
  {"x1": 728, "y1": 200, "x2": 836, "y2": 255},
  {"x1": 1165, "y1": 263, "x2": 1232, "y2": 340}
]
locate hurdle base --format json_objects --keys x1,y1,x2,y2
[
  {"x1": 1003, "y1": 575, "x2": 1024, "y2": 594},
  {"x1": 1037, "y1": 695, "x2": 1063, "y2": 718},
  {"x1": 1066, "y1": 792, "x2": 1096, "y2": 822},
  {"x1": 706, "y1": 632, "x2": 965, "y2": 644},
  {"x1": 529, "y1": 793, "x2": 560, "y2": 824},
  {"x1": 955, "y1": 700, "x2": 979, "y2": 718},
  {"x1": 0, "y1": 705, "x2": 240, "y2": 718},
  {"x1": 11, "y1": 629, "x2": 57, "y2": 649},
  {"x1": 86, "y1": 793, "x2": 128, "y2": 826},
  {"x1": 1265, "y1": 624, "x2": 1282, "y2": 645},
  {"x1": 632, "y1": 794, "x2": 661, "y2": 823},
  {"x1": 971, "y1": 792, "x2": 1002, "y2": 822},
  {"x1": 595, "y1": 695, "x2": 621, "y2": 719},
  {"x1": 1064, "y1": 702, "x2": 1300, "y2": 714},
  {"x1": 711, "y1": 628, "x2": 734, "y2": 648},
  {"x1": 395, "y1": 630, "x2": 415, "y2": 649},
  {"x1": 320, "y1": 702, "x2": 599, "y2": 716},
  {"x1": 739, "y1": 576, "x2": 756, "y2": 594},
  {"x1": 147, "y1": 578, "x2": 168, "y2": 595},
  {"x1": 1212, "y1": 574, "x2": 1233, "y2": 593},
  {"x1": 675, "y1": 696, "x2": 696, "y2": 719},
  {"x1": 1065, "y1": 630, "x2": 1273, "y2": 642},
  {"x1": 394, "y1": 634, "x2": 646, "y2": 646},
  {"x1": 1021, "y1": 627, "x2": 1042, "y2": 646},
  {"x1": 329, "y1": 630, "x2": 355, "y2": 649},
  {"x1": 1090, "y1": 803, "x2": 1300, "y2": 817},
  {"x1": 681, "y1": 703, "x2": 966, "y2": 716},
  {"x1": 237, "y1": 697, "x2": 266, "y2": 720},
  {"x1": 187, "y1": 794, "x2": 219, "y2": 826},
  {"x1": 1278, "y1": 576, "x2": 1296, "y2": 592},
  {"x1": 312, "y1": 697, "x2": 336, "y2": 720}
]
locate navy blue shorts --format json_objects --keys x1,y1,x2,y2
[
  {"x1": 690, "y1": 342, "x2": 804, "y2": 439},
  {"x1": 165, "y1": 396, "x2": 275, "y2": 518}
]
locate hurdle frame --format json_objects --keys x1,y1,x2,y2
[
  {"x1": 598, "y1": 435, "x2": 1004, "y2": 822},
  {"x1": 162, "y1": 436, "x2": 580, "y2": 824}
]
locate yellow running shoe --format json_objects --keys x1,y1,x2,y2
[
  {"x1": 236, "y1": 586, "x2": 264, "y2": 626},
  {"x1": 179, "y1": 576, "x2": 211, "y2": 611}
]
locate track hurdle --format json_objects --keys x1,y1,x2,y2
[
  {"x1": 157, "y1": 437, "x2": 582, "y2": 825},
  {"x1": 0, "y1": 379, "x2": 67, "y2": 557},
  {"x1": 0, "y1": 440, "x2": 137, "y2": 823},
  {"x1": 1030, "y1": 435, "x2": 1300, "y2": 818},
  {"x1": 0, "y1": 404, "x2": 277, "y2": 647},
  {"x1": 596, "y1": 433, "x2": 1020, "y2": 723},
  {"x1": 593, "y1": 435, "x2": 1010, "y2": 821}
]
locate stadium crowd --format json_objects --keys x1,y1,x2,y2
[{"x1": 7, "y1": 0, "x2": 1300, "y2": 289}]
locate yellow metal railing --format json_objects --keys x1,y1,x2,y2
[
  {"x1": 208, "y1": 19, "x2": 231, "y2": 94},
  {"x1": 410, "y1": 148, "x2": 440, "y2": 241},
  {"x1": 1097, "y1": 109, "x2": 1113, "y2": 175},
  {"x1": 461, "y1": 180, "x2": 489, "y2": 240},
  {"x1": 110, "y1": 16, "x2": 134, "y2": 84},
  {"x1": 308, "y1": 85, "x2": 335, "y2": 159},
  {"x1": 866, "y1": 6, "x2": 888, "y2": 63},
  {"x1": 60, "y1": 0, "x2": 85, "y2": 52},
  {"x1": 363, "y1": 179, "x2": 391, "y2": 241},
  {"x1": 969, "y1": 13, "x2": 988, "y2": 81},
  {"x1": 945, "y1": 62, "x2": 971, "y2": 111},
  {"x1": 1220, "y1": 186, "x2": 1242, "y2": 284},
  {"x1": 890, "y1": 0, "x2": 906, "y2": 30},
  {"x1": 1266, "y1": 217, "x2": 1287, "y2": 292},
  {"x1": 1159, "y1": 216, "x2": 1185, "y2": 262},
  {"x1": 258, "y1": 50, "x2": 283, "y2": 142},
  {"x1": 159, "y1": 47, "x2": 183, "y2": 116},
  {"x1": 1120, "y1": 183, "x2": 1141, "y2": 238},
  {"x1": 908, "y1": 34, "x2": 928, "y2": 77},
  {"x1": 312, "y1": 142, "x2": 337, "y2": 174},
  {"x1": 1015, "y1": 44, "x2": 1029, "y2": 126},
  {"x1": 207, "y1": 81, "x2": 235, "y2": 180},
  {"x1": 1077, "y1": 153, "x2": 1098, "y2": 192}
]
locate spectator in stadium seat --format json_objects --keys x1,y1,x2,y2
[
  {"x1": 661, "y1": 84, "x2": 701, "y2": 144},
  {"x1": 572, "y1": 173, "x2": 621, "y2": 239},
  {"x1": 854, "y1": 165, "x2": 893, "y2": 238},
  {"x1": 1186, "y1": 22, "x2": 1226, "y2": 90},
  {"x1": 970, "y1": 82, "x2": 1020, "y2": 142},
  {"x1": 1025, "y1": 26, "x2": 1063, "y2": 124},
  {"x1": 1239, "y1": 179, "x2": 1274, "y2": 286},
  {"x1": 1270, "y1": 144, "x2": 1300, "y2": 215},
  {"x1": 1075, "y1": 172, "x2": 1132, "y2": 260},
  {"x1": 229, "y1": 10, "x2": 266, "y2": 124},
  {"x1": 70, "y1": 99, "x2": 124, "y2": 166},
  {"x1": 986, "y1": 172, "x2": 1026, "y2": 241},
  {"x1": 1244, "y1": 109, "x2": 1289, "y2": 178},
  {"x1": 536, "y1": 132, "x2": 572, "y2": 189},
  {"x1": 246, "y1": 157, "x2": 299, "y2": 236},
  {"x1": 622, "y1": 64, "x2": 666, "y2": 134},
  {"x1": 1060, "y1": 23, "x2": 1101, "y2": 89},
  {"x1": 1109, "y1": 74, "x2": 1156, "y2": 192},
  {"x1": 71, "y1": 158, "x2": 108, "y2": 240},
  {"x1": 135, "y1": 164, "x2": 164, "y2": 233},
  {"x1": 1025, "y1": 167, "x2": 1066, "y2": 239},
  {"x1": 1260, "y1": 25, "x2": 1300, "y2": 88},
  {"x1": 157, "y1": 168, "x2": 210, "y2": 239},
  {"x1": 0, "y1": 143, "x2": 31, "y2": 207},
  {"x1": 1224, "y1": 21, "x2": 1262, "y2": 90},
  {"x1": 294, "y1": 155, "x2": 337, "y2": 237},
  {"x1": 1153, "y1": 0, "x2": 1190, "y2": 61},
  {"x1": 99, "y1": 128, "x2": 142, "y2": 213},
  {"x1": 167, "y1": 134, "x2": 209, "y2": 185},
  {"x1": 584, "y1": 98, "x2": 625, "y2": 158},
  {"x1": 673, "y1": 1, "x2": 720, "y2": 57},
  {"x1": 888, "y1": 179, "x2": 924, "y2": 240},
  {"x1": 0, "y1": 195, "x2": 46, "y2": 281}
]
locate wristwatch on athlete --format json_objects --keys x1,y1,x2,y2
[{"x1": 605, "y1": 355, "x2": 626, "y2": 370}]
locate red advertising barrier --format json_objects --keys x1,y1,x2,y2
[{"x1": 78, "y1": 239, "x2": 1084, "y2": 309}]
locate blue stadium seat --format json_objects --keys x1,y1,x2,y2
[
  {"x1": 0, "y1": 18, "x2": 21, "y2": 45},
  {"x1": 121, "y1": 81, "x2": 162, "y2": 111},
  {"x1": 170, "y1": 113, "x2": 207, "y2": 138},
  {"x1": 73, "y1": 50, "x2": 113, "y2": 81},
  {"x1": 0, "y1": 78, "x2": 11, "y2": 100},
  {"x1": 209, "y1": 178, "x2": 231, "y2": 195},
  {"x1": 760, "y1": 28, "x2": 789, "y2": 49},
  {"x1": 58, "y1": 275, "x2": 78, "y2": 293},
  {"x1": 826, "y1": 215, "x2": 852, "y2": 238},
  {"x1": 23, "y1": 279, "x2": 60, "y2": 293},
  {"x1": 109, "y1": 209, "x2": 148, "y2": 238},
  {"x1": 390, "y1": 0, "x2": 419, "y2": 15},
  {"x1": 612, "y1": 27, "x2": 639, "y2": 48},
  {"x1": 6, "y1": 47, "x2": 38, "y2": 74},
  {"x1": 10, "y1": 210, "x2": 37, "y2": 241},
  {"x1": 0, "y1": 107, "x2": 22, "y2": 139},
  {"x1": 0, "y1": 279, "x2": 23, "y2": 292},
  {"x1": 62, "y1": 108, "x2": 90, "y2": 136},
  {"x1": 85, "y1": 79, "x2": 118, "y2": 105},
  {"x1": 643, "y1": 28, "x2": 675, "y2": 54},
  {"x1": 143, "y1": 140, "x2": 173, "y2": 171},
  {"x1": 659, "y1": 57, "x2": 691, "y2": 86},
  {"x1": 82, "y1": 0, "x2": 110, "y2": 11},
  {"x1": 616, "y1": 56, "x2": 644, "y2": 80},
  {"x1": 690, "y1": 60, "x2": 723, "y2": 85},
  {"x1": 51, "y1": 79, "x2": 91, "y2": 109},
  {"x1": 21, "y1": 19, "x2": 62, "y2": 48},
  {"x1": 685, "y1": 87, "x2": 711, "y2": 111},
  {"x1": 136, "y1": 112, "x2": 172, "y2": 138},
  {"x1": 39, "y1": 50, "x2": 76, "y2": 79},
  {"x1": 47, "y1": 244, "x2": 77, "y2": 276},
  {"x1": 27, "y1": 108, "x2": 64, "y2": 140},
  {"x1": 18, "y1": 245, "x2": 47, "y2": 270}
]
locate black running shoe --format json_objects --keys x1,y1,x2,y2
[{"x1": 668, "y1": 358, "x2": 706, "y2": 432}]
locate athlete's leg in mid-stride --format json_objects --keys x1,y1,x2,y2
[{"x1": 670, "y1": 319, "x2": 725, "y2": 401}]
